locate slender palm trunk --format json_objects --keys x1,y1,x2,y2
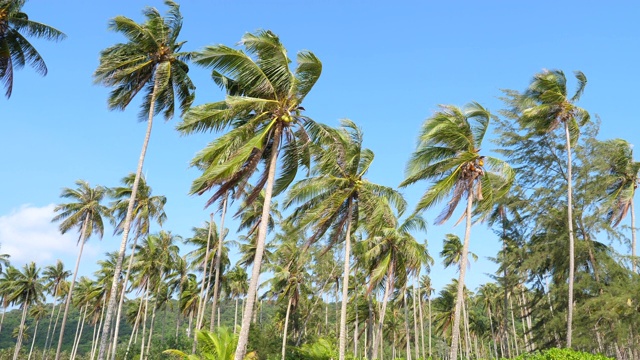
[
  {"x1": 13, "y1": 304, "x2": 29, "y2": 360},
  {"x1": 234, "y1": 132, "x2": 281, "y2": 360},
  {"x1": 462, "y1": 300, "x2": 471, "y2": 360},
  {"x1": 42, "y1": 292, "x2": 59, "y2": 360},
  {"x1": 97, "y1": 75, "x2": 160, "y2": 360},
  {"x1": 71, "y1": 305, "x2": 88, "y2": 360},
  {"x1": 354, "y1": 300, "x2": 359, "y2": 358},
  {"x1": 56, "y1": 217, "x2": 89, "y2": 360},
  {"x1": 428, "y1": 295, "x2": 432, "y2": 359},
  {"x1": 417, "y1": 284, "x2": 426, "y2": 360},
  {"x1": 91, "y1": 299, "x2": 105, "y2": 360},
  {"x1": 210, "y1": 196, "x2": 228, "y2": 332},
  {"x1": 144, "y1": 300, "x2": 158, "y2": 360},
  {"x1": 281, "y1": 297, "x2": 293, "y2": 360},
  {"x1": 192, "y1": 213, "x2": 215, "y2": 353},
  {"x1": 27, "y1": 319, "x2": 40, "y2": 360},
  {"x1": 45, "y1": 298, "x2": 64, "y2": 360},
  {"x1": 631, "y1": 200, "x2": 637, "y2": 273},
  {"x1": 372, "y1": 263, "x2": 394, "y2": 360},
  {"x1": 564, "y1": 121, "x2": 576, "y2": 348},
  {"x1": 139, "y1": 286, "x2": 150, "y2": 360},
  {"x1": 339, "y1": 201, "x2": 354, "y2": 360},
  {"x1": 0, "y1": 300, "x2": 5, "y2": 335},
  {"x1": 412, "y1": 285, "x2": 419, "y2": 360},
  {"x1": 110, "y1": 234, "x2": 143, "y2": 360},
  {"x1": 509, "y1": 296, "x2": 519, "y2": 356},
  {"x1": 449, "y1": 191, "x2": 473, "y2": 360},
  {"x1": 403, "y1": 289, "x2": 411, "y2": 360},
  {"x1": 487, "y1": 303, "x2": 498, "y2": 359},
  {"x1": 125, "y1": 299, "x2": 144, "y2": 359},
  {"x1": 234, "y1": 298, "x2": 238, "y2": 333}
]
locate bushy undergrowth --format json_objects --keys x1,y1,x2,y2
[{"x1": 510, "y1": 348, "x2": 614, "y2": 360}]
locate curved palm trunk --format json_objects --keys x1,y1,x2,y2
[
  {"x1": 27, "y1": 319, "x2": 40, "y2": 360},
  {"x1": 45, "y1": 298, "x2": 64, "y2": 360},
  {"x1": 449, "y1": 191, "x2": 473, "y2": 360},
  {"x1": 281, "y1": 297, "x2": 293, "y2": 360},
  {"x1": 564, "y1": 121, "x2": 576, "y2": 348},
  {"x1": 234, "y1": 133, "x2": 281, "y2": 360},
  {"x1": 110, "y1": 234, "x2": 142, "y2": 360},
  {"x1": 417, "y1": 283, "x2": 426, "y2": 359},
  {"x1": 210, "y1": 196, "x2": 228, "y2": 332},
  {"x1": 13, "y1": 303, "x2": 29, "y2": 360},
  {"x1": 144, "y1": 299, "x2": 158, "y2": 360},
  {"x1": 339, "y1": 202, "x2": 354, "y2": 360},
  {"x1": 71, "y1": 305, "x2": 88, "y2": 360},
  {"x1": 412, "y1": 285, "x2": 419, "y2": 360},
  {"x1": 487, "y1": 303, "x2": 498, "y2": 359},
  {"x1": 124, "y1": 298, "x2": 145, "y2": 359},
  {"x1": 403, "y1": 289, "x2": 411, "y2": 360},
  {"x1": 139, "y1": 286, "x2": 150, "y2": 360},
  {"x1": 97, "y1": 75, "x2": 160, "y2": 360},
  {"x1": 55, "y1": 216, "x2": 89, "y2": 360},
  {"x1": 631, "y1": 200, "x2": 637, "y2": 273}
]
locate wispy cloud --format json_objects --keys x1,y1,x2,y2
[{"x1": 0, "y1": 204, "x2": 101, "y2": 267}]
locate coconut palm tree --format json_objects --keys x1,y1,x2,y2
[
  {"x1": 178, "y1": 30, "x2": 323, "y2": 360},
  {"x1": 51, "y1": 180, "x2": 109, "y2": 360},
  {"x1": 362, "y1": 215, "x2": 428, "y2": 360},
  {"x1": 514, "y1": 70, "x2": 589, "y2": 347},
  {"x1": 441, "y1": 234, "x2": 478, "y2": 270},
  {"x1": 93, "y1": 2, "x2": 194, "y2": 356},
  {"x1": 600, "y1": 139, "x2": 640, "y2": 273},
  {"x1": 285, "y1": 119, "x2": 406, "y2": 360},
  {"x1": 401, "y1": 102, "x2": 513, "y2": 360},
  {"x1": 7, "y1": 262, "x2": 45, "y2": 360},
  {"x1": 0, "y1": 0, "x2": 65, "y2": 98},
  {"x1": 109, "y1": 173, "x2": 167, "y2": 358},
  {"x1": 41, "y1": 260, "x2": 70, "y2": 358}
]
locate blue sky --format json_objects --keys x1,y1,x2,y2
[{"x1": 0, "y1": 0, "x2": 638, "y2": 295}]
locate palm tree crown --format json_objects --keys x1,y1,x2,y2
[{"x1": 0, "y1": 0, "x2": 65, "y2": 97}]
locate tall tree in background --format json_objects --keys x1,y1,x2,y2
[
  {"x1": 177, "y1": 30, "x2": 323, "y2": 360},
  {"x1": 600, "y1": 139, "x2": 640, "y2": 273},
  {"x1": 51, "y1": 180, "x2": 109, "y2": 360},
  {"x1": 41, "y1": 260, "x2": 70, "y2": 358},
  {"x1": 514, "y1": 70, "x2": 589, "y2": 347},
  {"x1": 7, "y1": 262, "x2": 44, "y2": 360},
  {"x1": 401, "y1": 102, "x2": 513, "y2": 360},
  {"x1": 93, "y1": 1, "x2": 194, "y2": 358},
  {"x1": 0, "y1": 0, "x2": 65, "y2": 98},
  {"x1": 285, "y1": 119, "x2": 406, "y2": 360}
]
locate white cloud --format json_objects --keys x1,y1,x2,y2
[{"x1": 0, "y1": 204, "x2": 101, "y2": 267}]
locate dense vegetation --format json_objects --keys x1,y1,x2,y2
[{"x1": 1, "y1": 0, "x2": 638, "y2": 360}]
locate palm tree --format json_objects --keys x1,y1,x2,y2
[
  {"x1": 441, "y1": 234, "x2": 478, "y2": 270},
  {"x1": 401, "y1": 102, "x2": 513, "y2": 360},
  {"x1": 285, "y1": 119, "x2": 406, "y2": 360},
  {"x1": 109, "y1": 173, "x2": 167, "y2": 358},
  {"x1": 178, "y1": 30, "x2": 323, "y2": 360},
  {"x1": 7, "y1": 262, "x2": 45, "y2": 360},
  {"x1": 51, "y1": 180, "x2": 109, "y2": 360},
  {"x1": 0, "y1": 0, "x2": 65, "y2": 98},
  {"x1": 362, "y1": 215, "x2": 427, "y2": 360},
  {"x1": 93, "y1": 2, "x2": 194, "y2": 357},
  {"x1": 600, "y1": 139, "x2": 640, "y2": 273},
  {"x1": 41, "y1": 260, "x2": 70, "y2": 358},
  {"x1": 515, "y1": 70, "x2": 589, "y2": 347}
]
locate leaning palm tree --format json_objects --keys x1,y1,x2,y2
[
  {"x1": 600, "y1": 139, "x2": 640, "y2": 273},
  {"x1": 177, "y1": 30, "x2": 323, "y2": 360},
  {"x1": 51, "y1": 180, "x2": 109, "y2": 360},
  {"x1": 0, "y1": 0, "x2": 65, "y2": 98},
  {"x1": 93, "y1": 1, "x2": 194, "y2": 358},
  {"x1": 401, "y1": 102, "x2": 513, "y2": 360},
  {"x1": 514, "y1": 70, "x2": 589, "y2": 347},
  {"x1": 27, "y1": 303, "x2": 47, "y2": 360},
  {"x1": 7, "y1": 262, "x2": 45, "y2": 360},
  {"x1": 285, "y1": 119, "x2": 406, "y2": 360}
]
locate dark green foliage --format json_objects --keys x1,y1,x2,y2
[{"x1": 510, "y1": 348, "x2": 614, "y2": 360}]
